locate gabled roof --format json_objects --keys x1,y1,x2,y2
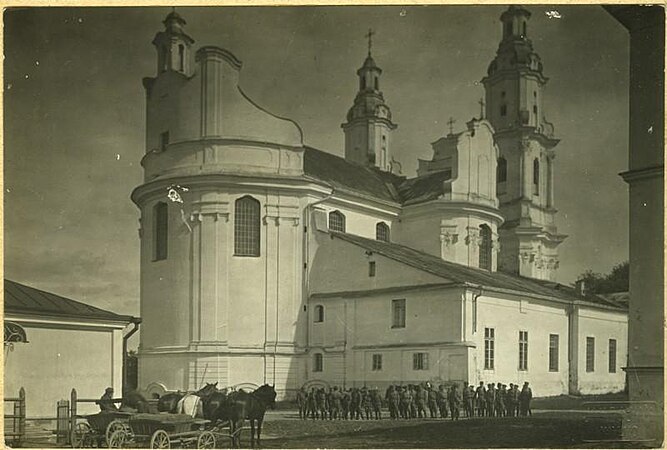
[
  {"x1": 330, "y1": 232, "x2": 627, "y2": 311},
  {"x1": 303, "y1": 146, "x2": 453, "y2": 206},
  {"x1": 4, "y1": 279, "x2": 136, "y2": 323}
]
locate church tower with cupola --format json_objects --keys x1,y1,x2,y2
[
  {"x1": 482, "y1": 6, "x2": 566, "y2": 281},
  {"x1": 342, "y1": 30, "x2": 397, "y2": 171},
  {"x1": 151, "y1": 9, "x2": 195, "y2": 75}
]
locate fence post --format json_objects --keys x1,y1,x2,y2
[
  {"x1": 69, "y1": 388, "x2": 77, "y2": 446},
  {"x1": 18, "y1": 387, "x2": 25, "y2": 445}
]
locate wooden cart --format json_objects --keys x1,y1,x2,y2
[
  {"x1": 70, "y1": 411, "x2": 133, "y2": 448},
  {"x1": 107, "y1": 414, "x2": 216, "y2": 449}
]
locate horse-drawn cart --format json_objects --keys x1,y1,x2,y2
[
  {"x1": 107, "y1": 414, "x2": 216, "y2": 449},
  {"x1": 70, "y1": 411, "x2": 133, "y2": 448}
]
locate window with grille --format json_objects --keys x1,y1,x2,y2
[
  {"x1": 608, "y1": 339, "x2": 617, "y2": 373},
  {"x1": 479, "y1": 225, "x2": 492, "y2": 271},
  {"x1": 314, "y1": 305, "x2": 324, "y2": 323},
  {"x1": 413, "y1": 352, "x2": 429, "y2": 371},
  {"x1": 372, "y1": 354, "x2": 383, "y2": 371},
  {"x1": 313, "y1": 353, "x2": 323, "y2": 372},
  {"x1": 533, "y1": 158, "x2": 540, "y2": 195},
  {"x1": 549, "y1": 334, "x2": 559, "y2": 372},
  {"x1": 392, "y1": 299, "x2": 406, "y2": 328},
  {"x1": 497, "y1": 157, "x2": 507, "y2": 183},
  {"x1": 328, "y1": 211, "x2": 346, "y2": 233},
  {"x1": 519, "y1": 331, "x2": 528, "y2": 371},
  {"x1": 154, "y1": 202, "x2": 168, "y2": 261},
  {"x1": 586, "y1": 337, "x2": 595, "y2": 372},
  {"x1": 376, "y1": 222, "x2": 390, "y2": 242},
  {"x1": 234, "y1": 196, "x2": 260, "y2": 257},
  {"x1": 368, "y1": 261, "x2": 376, "y2": 277},
  {"x1": 484, "y1": 327, "x2": 495, "y2": 370}
]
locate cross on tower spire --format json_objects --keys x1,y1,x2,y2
[
  {"x1": 478, "y1": 98, "x2": 486, "y2": 119},
  {"x1": 365, "y1": 28, "x2": 375, "y2": 56},
  {"x1": 447, "y1": 117, "x2": 456, "y2": 135}
]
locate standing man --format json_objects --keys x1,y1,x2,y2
[
  {"x1": 437, "y1": 385, "x2": 448, "y2": 419},
  {"x1": 485, "y1": 383, "x2": 496, "y2": 417},
  {"x1": 475, "y1": 382, "x2": 486, "y2": 417},
  {"x1": 296, "y1": 387, "x2": 307, "y2": 420},
  {"x1": 448, "y1": 385, "x2": 461, "y2": 421},
  {"x1": 519, "y1": 382, "x2": 533, "y2": 416},
  {"x1": 415, "y1": 385, "x2": 427, "y2": 418},
  {"x1": 427, "y1": 385, "x2": 439, "y2": 418},
  {"x1": 371, "y1": 388, "x2": 383, "y2": 420}
]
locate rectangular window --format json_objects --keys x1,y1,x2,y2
[
  {"x1": 154, "y1": 202, "x2": 168, "y2": 261},
  {"x1": 369, "y1": 261, "x2": 376, "y2": 277},
  {"x1": 586, "y1": 337, "x2": 595, "y2": 372},
  {"x1": 549, "y1": 334, "x2": 559, "y2": 372},
  {"x1": 160, "y1": 131, "x2": 170, "y2": 151},
  {"x1": 413, "y1": 352, "x2": 429, "y2": 371},
  {"x1": 313, "y1": 353, "x2": 323, "y2": 372},
  {"x1": 519, "y1": 331, "x2": 528, "y2": 371},
  {"x1": 392, "y1": 299, "x2": 406, "y2": 329},
  {"x1": 608, "y1": 339, "x2": 617, "y2": 373},
  {"x1": 484, "y1": 327, "x2": 495, "y2": 370},
  {"x1": 372, "y1": 354, "x2": 383, "y2": 371}
]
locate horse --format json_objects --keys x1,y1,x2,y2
[
  {"x1": 120, "y1": 389, "x2": 150, "y2": 413},
  {"x1": 231, "y1": 384, "x2": 277, "y2": 447},
  {"x1": 157, "y1": 382, "x2": 219, "y2": 413}
]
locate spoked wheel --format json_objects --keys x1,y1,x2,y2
[
  {"x1": 105, "y1": 420, "x2": 128, "y2": 445},
  {"x1": 196, "y1": 431, "x2": 216, "y2": 449},
  {"x1": 107, "y1": 430, "x2": 127, "y2": 449},
  {"x1": 150, "y1": 430, "x2": 171, "y2": 449},
  {"x1": 71, "y1": 422, "x2": 92, "y2": 448}
]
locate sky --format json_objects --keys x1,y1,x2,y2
[{"x1": 4, "y1": 5, "x2": 630, "y2": 317}]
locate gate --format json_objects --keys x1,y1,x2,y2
[
  {"x1": 4, "y1": 387, "x2": 26, "y2": 447},
  {"x1": 56, "y1": 399, "x2": 71, "y2": 446}
]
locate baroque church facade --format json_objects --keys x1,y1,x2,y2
[{"x1": 133, "y1": 7, "x2": 628, "y2": 399}]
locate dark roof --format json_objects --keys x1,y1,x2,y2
[
  {"x1": 330, "y1": 232, "x2": 627, "y2": 311},
  {"x1": 303, "y1": 147, "x2": 453, "y2": 206},
  {"x1": 4, "y1": 279, "x2": 135, "y2": 323}
]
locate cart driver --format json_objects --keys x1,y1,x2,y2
[{"x1": 99, "y1": 387, "x2": 118, "y2": 412}]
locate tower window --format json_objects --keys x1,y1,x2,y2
[
  {"x1": 376, "y1": 222, "x2": 390, "y2": 242},
  {"x1": 533, "y1": 158, "x2": 540, "y2": 195},
  {"x1": 313, "y1": 353, "x2": 323, "y2": 372},
  {"x1": 374, "y1": 77, "x2": 379, "y2": 90},
  {"x1": 504, "y1": 21, "x2": 512, "y2": 37},
  {"x1": 497, "y1": 157, "x2": 507, "y2": 183},
  {"x1": 328, "y1": 211, "x2": 346, "y2": 233},
  {"x1": 234, "y1": 196, "x2": 261, "y2": 257},
  {"x1": 522, "y1": 22, "x2": 527, "y2": 37},
  {"x1": 533, "y1": 105, "x2": 538, "y2": 115},
  {"x1": 479, "y1": 225, "x2": 492, "y2": 271},
  {"x1": 368, "y1": 261, "x2": 376, "y2": 277},
  {"x1": 314, "y1": 305, "x2": 324, "y2": 323},
  {"x1": 500, "y1": 104, "x2": 507, "y2": 117},
  {"x1": 360, "y1": 75, "x2": 365, "y2": 90},
  {"x1": 154, "y1": 202, "x2": 168, "y2": 261},
  {"x1": 179, "y1": 44, "x2": 185, "y2": 71},
  {"x1": 160, "y1": 131, "x2": 170, "y2": 152},
  {"x1": 161, "y1": 46, "x2": 168, "y2": 72}
]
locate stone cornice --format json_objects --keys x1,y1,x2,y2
[
  {"x1": 619, "y1": 164, "x2": 664, "y2": 183},
  {"x1": 310, "y1": 282, "x2": 461, "y2": 300}
]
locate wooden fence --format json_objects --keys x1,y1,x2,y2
[{"x1": 4, "y1": 387, "x2": 26, "y2": 447}]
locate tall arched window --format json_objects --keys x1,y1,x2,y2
[
  {"x1": 376, "y1": 222, "x2": 390, "y2": 242},
  {"x1": 314, "y1": 305, "x2": 324, "y2": 323},
  {"x1": 328, "y1": 211, "x2": 346, "y2": 233},
  {"x1": 479, "y1": 225, "x2": 492, "y2": 271},
  {"x1": 154, "y1": 202, "x2": 169, "y2": 261},
  {"x1": 533, "y1": 158, "x2": 540, "y2": 195},
  {"x1": 497, "y1": 157, "x2": 507, "y2": 183},
  {"x1": 178, "y1": 44, "x2": 185, "y2": 71},
  {"x1": 374, "y1": 77, "x2": 379, "y2": 90},
  {"x1": 313, "y1": 353, "x2": 323, "y2": 372},
  {"x1": 234, "y1": 196, "x2": 261, "y2": 256},
  {"x1": 360, "y1": 76, "x2": 365, "y2": 91},
  {"x1": 522, "y1": 22, "x2": 527, "y2": 36}
]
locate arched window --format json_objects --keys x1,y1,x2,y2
[
  {"x1": 313, "y1": 353, "x2": 323, "y2": 372},
  {"x1": 504, "y1": 21, "x2": 512, "y2": 37},
  {"x1": 376, "y1": 222, "x2": 390, "y2": 242},
  {"x1": 497, "y1": 157, "x2": 507, "y2": 183},
  {"x1": 533, "y1": 158, "x2": 540, "y2": 195},
  {"x1": 360, "y1": 75, "x2": 365, "y2": 91},
  {"x1": 314, "y1": 305, "x2": 324, "y2": 323},
  {"x1": 500, "y1": 104, "x2": 507, "y2": 117},
  {"x1": 161, "y1": 46, "x2": 168, "y2": 72},
  {"x1": 328, "y1": 211, "x2": 346, "y2": 233},
  {"x1": 374, "y1": 77, "x2": 379, "y2": 90},
  {"x1": 479, "y1": 225, "x2": 492, "y2": 271},
  {"x1": 522, "y1": 22, "x2": 527, "y2": 37},
  {"x1": 178, "y1": 44, "x2": 185, "y2": 71},
  {"x1": 154, "y1": 202, "x2": 169, "y2": 261},
  {"x1": 234, "y1": 196, "x2": 261, "y2": 256}
]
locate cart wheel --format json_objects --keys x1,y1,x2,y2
[
  {"x1": 105, "y1": 420, "x2": 127, "y2": 445},
  {"x1": 150, "y1": 430, "x2": 170, "y2": 449},
  {"x1": 71, "y1": 422, "x2": 93, "y2": 448},
  {"x1": 196, "y1": 431, "x2": 216, "y2": 449},
  {"x1": 107, "y1": 430, "x2": 127, "y2": 449}
]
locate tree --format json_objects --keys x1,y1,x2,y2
[{"x1": 576, "y1": 261, "x2": 629, "y2": 294}]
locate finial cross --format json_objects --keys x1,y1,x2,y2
[
  {"x1": 447, "y1": 117, "x2": 456, "y2": 135},
  {"x1": 478, "y1": 97, "x2": 486, "y2": 119},
  {"x1": 365, "y1": 28, "x2": 375, "y2": 56}
]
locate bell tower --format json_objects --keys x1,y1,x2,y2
[
  {"x1": 482, "y1": 6, "x2": 566, "y2": 281},
  {"x1": 152, "y1": 9, "x2": 194, "y2": 76},
  {"x1": 342, "y1": 29, "x2": 397, "y2": 171}
]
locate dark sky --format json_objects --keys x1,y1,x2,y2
[{"x1": 4, "y1": 5, "x2": 629, "y2": 316}]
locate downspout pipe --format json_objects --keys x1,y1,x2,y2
[{"x1": 122, "y1": 317, "x2": 142, "y2": 392}]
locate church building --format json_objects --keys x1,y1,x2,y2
[{"x1": 132, "y1": 7, "x2": 628, "y2": 399}]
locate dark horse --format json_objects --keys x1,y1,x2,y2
[
  {"x1": 119, "y1": 389, "x2": 151, "y2": 413},
  {"x1": 204, "y1": 384, "x2": 276, "y2": 448},
  {"x1": 157, "y1": 382, "x2": 219, "y2": 413}
]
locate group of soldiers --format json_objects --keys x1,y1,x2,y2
[{"x1": 295, "y1": 381, "x2": 533, "y2": 421}]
